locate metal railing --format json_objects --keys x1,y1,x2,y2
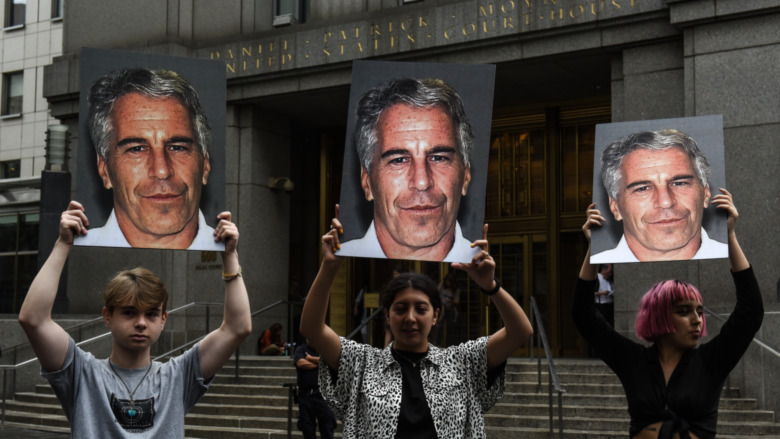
[
  {"x1": 528, "y1": 296, "x2": 565, "y2": 438},
  {"x1": 703, "y1": 305, "x2": 780, "y2": 396},
  {"x1": 703, "y1": 305, "x2": 780, "y2": 359},
  {"x1": 1, "y1": 301, "x2": 223, "y2": 425},
  {"x1": 345, "y1": 306, "x2": 385, "y2": 341},
  {"x1": 153, "y1": 299, "x2": 293, "y2": 384}
]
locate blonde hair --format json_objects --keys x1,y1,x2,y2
[{"x1": 103, "y1": 267, "x2": 168, "y2": 313}]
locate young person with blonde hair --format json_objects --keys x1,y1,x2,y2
[{"x1": 19, "y1": 200, "x2": 251, "y2": 438}]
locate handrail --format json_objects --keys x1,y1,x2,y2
[
  {"x1": 230, "y1": 299, "x2": 290, "y2": 383},
  {"x1": 528, "y1": 296, "x2": 564, "y2": 438},
  {"x1": 703, "y1": 305, "x2": 780, "y2": 359}
]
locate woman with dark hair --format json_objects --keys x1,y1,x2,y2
[
  {"x1": 573, "y1": 189, "x2": 763, "y2": 439},
  {"x1": 300, "y1": 207, "x2": 533, "y2": 438}
]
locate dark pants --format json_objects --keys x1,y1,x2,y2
[
  {"x1": 298, "y1": 393, "x2": 336, "y2": 439},
  {"x1": 595, "y1": 302, "x2": 614, "y2": 328}
]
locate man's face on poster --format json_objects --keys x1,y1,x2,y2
[
  {"x1": 97, "y1": 92, "x2": 211, "y2": 246},
  {"x1": 608, "y1": 147, "x2": 710, "y2": 260},
  {"x1": 360, "y1": 104, "x2": 471, "y2": 255}
]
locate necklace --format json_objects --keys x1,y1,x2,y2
[
  {"x1": 108, "y1": 359, "x2": 153, "y2": 410},
  {"x1": 393, "y1": 348, "x2": 427, "y2": 368}
]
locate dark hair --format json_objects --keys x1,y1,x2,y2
[
  {"x1": 269, "y1": 322, "x2": 283, "y2": 333},
  {"x1": 88, "y1": 68, "x2": 211, "y2": 160},
  {"x1": 380, "y1": 272, "x2": 442, "y2": 311},
  {"x1": 601, "y1": 129, "x2": 710, "y2": 200},
  {"x1": 355, "y1": 77, "x2": 473, "y2": 172}
]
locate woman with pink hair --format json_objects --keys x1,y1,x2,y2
[{"x1": 573, "y1": 189, "x2": 763, "y2": 439}]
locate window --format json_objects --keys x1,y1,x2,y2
[
  {"x1": 5, "y1": 0, "x2": 25, "y2": 28},
  {"x1": 0, "y1": 212, "x2": 38, "y2": 313},
  {"x1": 51, "y1": 0, "x2": 62, "y2": 20},
  {"x1": 560, "y1": 123, "x2": 596, "y2": 213},
  {"x1": 1, "y1": 160, "x2": 20, "y2": 179},
  {"x1": 273, "y1": 0, "x2": 306, "y2": 26},
  {"x1": 2, "y1": 72, "x2": 23, "y2": 115}
]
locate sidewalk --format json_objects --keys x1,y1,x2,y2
[{"x1": 0, "y1": 426, "x2": 69, "y2": 438}]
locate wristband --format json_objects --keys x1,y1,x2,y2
[
  {"x1": 481, "y1": 277, "x2": 501, "y2": 296},
  {"x1": 222, "y1": 266, "x2": 242, "y2": 282}
]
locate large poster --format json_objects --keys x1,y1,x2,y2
[
  {"x1": 590, "y1": 115, "x2": 728, "y2": 263},
  {"x1": 75, "y1": 48, "x2": 226, "y2": 251},
  {"x1": 336, "y1": 60, "x2": 495, "y2": 263}
]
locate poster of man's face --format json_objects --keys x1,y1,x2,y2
[
  {"x1": 75, "y1": 48, "x2": 226, "y2": 251},
  {"x1": 590, "y1": 115, "x2": 728, "y2": 264},
  {"x1": 337, "y1": 60, "x2": 495, "y2": 263}
]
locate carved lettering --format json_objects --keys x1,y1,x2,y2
[
  {"x1": 483, "y1": 18, "x2": 496, "y2": 33},
  {"x1": 212, "y1": 0, "x2": 643, "y2": 75},
  {"x1": 444, "y1": 26, "x2": 456, "y2": 39}
]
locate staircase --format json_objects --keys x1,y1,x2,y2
[{"x1": 3, "y1": 356, "x2": 780, "y2": 438}]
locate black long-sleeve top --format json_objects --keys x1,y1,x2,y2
[{"x1": 572, "y1": 267, "x2": 763, "y2": 439}]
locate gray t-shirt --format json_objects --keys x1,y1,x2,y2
[{"x1": 42, "y1": 337, "x2": 210, "y2": 438}]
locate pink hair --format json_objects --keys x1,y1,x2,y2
[{"x1": 635, "y1": 279, "x2": 707, "y2": 342}]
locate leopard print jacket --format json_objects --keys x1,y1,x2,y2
[{"x1": 318, "y1": 336, "x2": 504, "y2": 438}]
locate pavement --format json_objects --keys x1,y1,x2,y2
[{"x1": 0, "y1": 426, "x2": 69, "y2": 438}]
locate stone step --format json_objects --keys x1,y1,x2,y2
[
  {"x1": 488, "y1": 402, "x2": 775, "y2": 424},
  {"x1": 7, "y1": 356, "x2": 780, "y2": 438}
]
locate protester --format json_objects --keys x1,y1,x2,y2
[
  {"x1": 573, "y1": 189, "x2": 763, "y2": 439},
  {"x1": 18, "y1": 200, "x2": 251, "y2": 437},
  {"x1": 300, "y1": 205, "x2": 533, "y2": 438}
]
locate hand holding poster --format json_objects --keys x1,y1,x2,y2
[
  {"x1": 336, "y1": 60, "x2": 495, "y2": 263},
  {"x1": 75, "y1": 48, "x2": 226, "y2": 251},
  {"x1": 590, "y1": 115, "x2": 728, "y2": 263}
]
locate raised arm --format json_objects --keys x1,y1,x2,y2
[
  {"x1": 198, "y1": 212, "x2": 252, "y2": 380},
  {"x1": 19, "y1": 201, "x2": 89, "y2": 372},
  {"x1": 579, "y1": 203, "x2": 606, "y2": 281},
  {"x1": 299, "y1": 206, "x2": 344, "y2": 371},
  {"x1": 453, "y1": 224, "x2": 533, "y2": 371},
  {"x1": 711, "y1": 188, "x2": 748, "y2": 272}
]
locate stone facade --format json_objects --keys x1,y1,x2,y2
[{"x1": 36, "y1": 0, "x2": 780, "y2": 416}]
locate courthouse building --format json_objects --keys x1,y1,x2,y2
[{"x1": 3, "y1": 0, "x2": 779, "y2": 414}]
